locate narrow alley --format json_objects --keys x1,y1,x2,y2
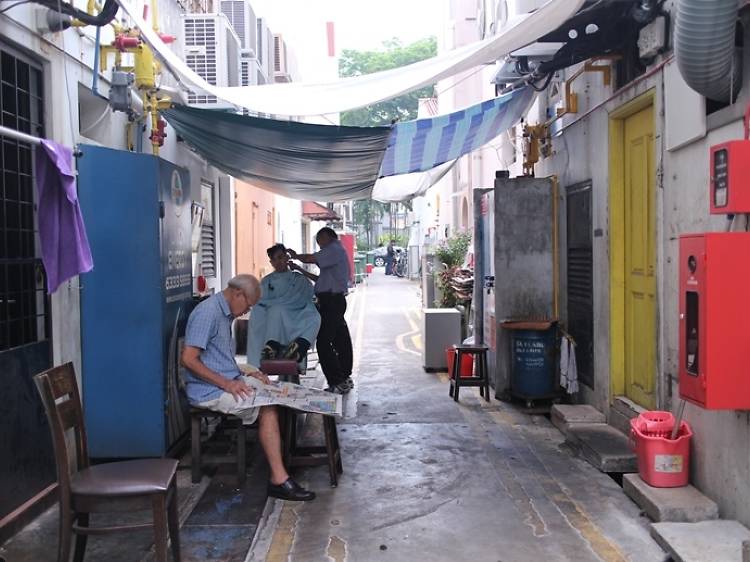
[
  {"x1": 0, "y1": 271, "x2": 665, "y2": 562},
  {"x1": 250, "y1": 272, "x2": 664, "y2": 562}
]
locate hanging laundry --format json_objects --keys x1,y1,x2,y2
[
  {"x1": 36, "y1": 140, "x2": 93, "y2": 293},
  {"x1": 559, "y1": 335, "x2": 579, "y2": 395}
]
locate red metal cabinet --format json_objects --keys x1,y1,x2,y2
[
  {"x1": 338, "y1": 232, "x2": 355, "y2": 284},
  {"x1": 710, "y1": 141, "x2": 750, "y2": 214},
  {"x1": 679, "y1": 233, "x2": 750, "y2": 409}
]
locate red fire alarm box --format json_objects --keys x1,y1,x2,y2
[
  {"x1": 679, "y1": 233, "x2": 750, "y2": 409},
  {"x1": 710, "y1": 141, "x2": 750, "y2": 214}
]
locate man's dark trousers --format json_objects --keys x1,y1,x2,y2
[{"x1": 316, "y1": 292, "x2": 353, "y2": 386}]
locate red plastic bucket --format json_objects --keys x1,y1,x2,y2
[
  {"x1": 446, "y1": 348, "x2": 473, "y2": 378},
  {"x1": 366, "y1": 263, "x2": 374, "y2": 274},
  {"x1": 630, "y1": 417, "x2": 692, "y2": 487}
]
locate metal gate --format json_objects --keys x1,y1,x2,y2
[
  {"x1": 566, "y1": 181, "x2": 594, "y2": 389},
  {"x1": 0, "y1": 44, "x2": 55, "y2": 531}
]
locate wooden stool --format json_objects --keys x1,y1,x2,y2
[
  {"x1": 261, "y1": 359, "x2": 343, "y2": 487},
  {"x1": 190, "y1": 407, "x2": 250, "y2": 486},
  {"x1": 449, "y1": 344, "x2": 490, "y2": 403},
  {"x1": 284, "y1": 411, "x2": 343, "y2": 487}
]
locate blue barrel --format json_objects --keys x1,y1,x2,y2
[{"x1": 510, "y1": 328, "x2": 557, "y2": 398}]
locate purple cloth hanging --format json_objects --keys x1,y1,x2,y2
[{"x1": 35, "y1": 140, "x2": 93, "y2": 293}]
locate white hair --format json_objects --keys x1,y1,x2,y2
[{"x1": 227, "y1": 274, "x2": 260, "y2": 296}]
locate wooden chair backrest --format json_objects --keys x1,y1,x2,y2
[{"x1": 33, "y1": 363, "x2": 90, "y2": 495}]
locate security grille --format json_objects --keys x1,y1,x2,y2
[
  {"x1": 184, "y1": 17, "x2": 219, "y2": 105},
  {"x1": 0, "y1": 47, "x2": 49, "y2": 351},
  {"x1": 566, "y1": 181, "x2": 594, "y2": 389}
]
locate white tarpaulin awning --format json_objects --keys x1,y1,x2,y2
[
  {"x1": 118, "y1": 0, "x2": 585, "y2": 116},
  {"x1": 372, "y1": 160, "x2": 456, "y2": 203}
]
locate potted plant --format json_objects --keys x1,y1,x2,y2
[{"x1": 434, "y1": 231, "x2": 472, "y2": 308}]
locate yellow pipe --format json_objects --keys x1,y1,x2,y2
[
  {"x1": 134, "y1": 44, "x2": 156, "y2": 90},
  {"x1": 149, "y1": 96, "x2": 160, "y2": 155},
  {"x1": 70, "y1": 0, "x2": 97, "y2": 27},
  {"x1": 151, "y1": 0, "x2": 160, "y2": 32}
]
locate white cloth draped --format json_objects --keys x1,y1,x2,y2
[
  {"x1": 117, "y1": 0, "x2": 585, "y2": 116},
  {"x1": 559, "y1": 335, "x2": 579, "y2": 394}
]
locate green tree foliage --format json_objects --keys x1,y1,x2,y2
[
  {"x1": 353, "y1": 199, "x2": 388, "y2": 249},
  {"x1": 339, "y1": 37, "x2": 437, "y2": 127},
  {"x1": 344, "y1": 37, "x2": 437, "y2": 247},
  {"x1": 378, "y1": 233, "x2": 408, "y2": 247}
]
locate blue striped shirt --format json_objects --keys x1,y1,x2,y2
[{"x1": 184, "y1": 292, "x2": 240, "y2": 403}]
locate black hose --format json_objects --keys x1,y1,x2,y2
[
  {"x1": 36, "y1": 0, "x2": 118, "y2": 26},
  {"x1": 530, "y1": 73, "x2": 554, "y2": 92}
]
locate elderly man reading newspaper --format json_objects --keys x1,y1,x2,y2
[{"x1": 181, "y1": 274, "x2": 340, "y2": 502}]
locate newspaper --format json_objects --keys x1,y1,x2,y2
[{"x1": 239, "y1": 374, "x2": 342, "y2": 417}]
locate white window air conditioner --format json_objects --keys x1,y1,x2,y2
[
  {"x1": 182, "y1": 14, "x2": 241, "y2": 110},
  {"x1": 273, "y1": 34, "x2": 291, "y2": 83},
  {"x1": 239, "y1": 53, "x2": 264, "y2": 116},
  {"x1": 256, "y1": 18, "x2": 274, "y2": 82},
  {"x1": 487, "y1": 0, "x2": 550, "y2": 35},
  {"x1": 219, "y1": 0, "x2": 257, "y2": 54},
  {"x1": 240, "y1": 55, "x2": 259, "y2": 87}
]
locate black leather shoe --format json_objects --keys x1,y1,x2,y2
[{"x1": 267, "y1": 478, "x2": 316, "y2": 501}]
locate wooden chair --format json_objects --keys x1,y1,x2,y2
[{"x1": 34, "y1": 363, "x2": 180, "y2": 562}]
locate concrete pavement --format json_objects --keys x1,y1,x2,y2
[{"x1": 249, "y1": 269, "x2": 665, "y2": 562}]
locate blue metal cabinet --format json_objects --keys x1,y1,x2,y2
[{"x1": 78, "y1": 145, "x2": 193, "y2": 458}]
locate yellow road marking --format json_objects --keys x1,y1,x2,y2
[
  {"x1": 471, "y1": 408, "x2": 628, "y2": 562},
  {"x1": 411, "y1": 333, "x2": 422, "y2": 351},
  {"x1": 265, "y1": 502, "x2": 299, "y2": 561},
  {"x1": 395, "y1": 306, "x2": 421, "y2": 357}
]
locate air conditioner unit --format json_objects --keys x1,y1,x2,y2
[
  {"x1": 273, "y1": 33, "x2": 291, "y2": 83},
  {"x1": 256, "y1": 18, "x2": 273, "y2": 81},
  {"x1": 240, "y1": 55, "x2": 257, "y2": 86},
  {"x1": 489, "y1": 0, "x2": 548, "y2": 35},
  {"x1": 265, "y1": 24, "x2": 275, "y2": 79},
  {"x1": 182, "y1": 13, "x2": 241, "y2": 110},
  {"x1": 219, "y1": 0, "x2": 256, "y2": 54}
]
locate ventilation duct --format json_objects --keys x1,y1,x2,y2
[{"x1": 675, "y1": 0, "x2": 742, "y2": 103}]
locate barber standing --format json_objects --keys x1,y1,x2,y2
[{"x1": 289, "y1": 227, "x2": 354, "y2": 394}]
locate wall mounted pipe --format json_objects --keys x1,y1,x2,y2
[
  {"x1": 92, "y1": 26, "x2": 101, "y2": 96},
  {"x1": 675, "y1": 0, "x2": 741, "y2": 103}
]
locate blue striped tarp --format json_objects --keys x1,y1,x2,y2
[{"x1": 380, "y1": 87, "x2": 534, "y2": 177}]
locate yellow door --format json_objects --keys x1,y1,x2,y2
[{"x1": 622, "y1": 106, "x2": 656, "y2": 408}]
